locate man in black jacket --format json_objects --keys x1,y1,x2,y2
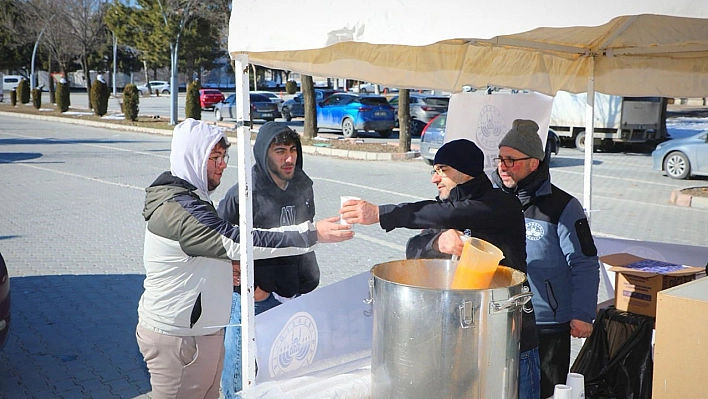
[
  {"x1": 341, "y1": 139, "x2": 540, "y2": 399},
  {"x1": 217, "y1": 122, "x2": 353, "y2": 397}
]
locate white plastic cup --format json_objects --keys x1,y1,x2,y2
[
  {"x1": 566, "y1": 373, "x2": 585, "y2": 399},
  {"x1": 553, "y1": 384, "x2": 573, "y2": 399},
  {"x1": 339, "y1": 196, "x2": 360, "y2": 225}
]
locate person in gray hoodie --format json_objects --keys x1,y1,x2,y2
[
  {"x1": 217, "y1": 121, "x2": 353, "y2": 397},
  {"x1": 137, "y1": 119, "x2": 350, "y2": 399}
]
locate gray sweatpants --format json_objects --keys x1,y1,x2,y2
[{"x1": 136, "y1": 324, "x2": 225, "y2": 399}]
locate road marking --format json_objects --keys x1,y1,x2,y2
[
  {"x1": 0, "y1": 160, "x2": 145, "y2": 190},
  {"x1": 353, "y1": 232, "x2": 407, "y2": 251},
  {"x1": 312, "y1": 177, "x2": 428, "y2": 201},
  {"x1": 552, "y1": 168, "x2": 684, "y2": 188},
  {"x1": 0, "y1": 131, "x2": 171, "y2": 159}
]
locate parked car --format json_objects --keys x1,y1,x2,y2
[
  {"x1": 214, "y1": 93, "x2": 279, "y2": 122},
  {"x1": 2, "y1": 75, "x2": 23, "y2": 92},
  {"x1": 388, "y1": 94, "x2": 450, "y2": 136},
  {"x1": 251, "y1": 91, "x2": 285, "y2": 111},
  {"x1": 351, "y1": 83, "x2": 377, "y2": 93},
  {"x1": 280, "y1": 89, "x2": 341, "y2": 121},
  {"x1": 652, "y1": 131, "x2": 708, "y2": 179},
  {"x1": 0, "y1": 251, "x2": 10, "y2": 349},
  {"x1": 316, "y1": 93, "x2": 396, "y2": 138},
  {"x1": 419, "y1": 112, "x2": 560, "y2": 165},
  {"x1": 137, "y1": 80, "x2": 171, "y2": 95},
  {"x1": 199, "y1": 88, "x2": 225, "y2": 110}
]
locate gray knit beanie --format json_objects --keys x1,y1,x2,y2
[{"x1": 498, "y1": 119, "x2": 545, "y2": 161}]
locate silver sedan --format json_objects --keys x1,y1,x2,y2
[{"x1": 652, "y1": 131, "x2": 708, "y2": 179}]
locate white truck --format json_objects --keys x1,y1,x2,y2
[{"x1": 550, "y1": 91, "x2": 666, "y2": 151}]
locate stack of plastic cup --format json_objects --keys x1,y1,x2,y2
[
  {"x1": 566, "y1": 372, "x2": 585, "y2": 399},
  {"x1": 553, "y1": 384, "x2": 573, "y2": 399}
]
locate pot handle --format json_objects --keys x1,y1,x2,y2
[
  {"x1": 458, "y1": 301, "x2": 475, "y2": 329},
  {"x1": 363, "y1": 277, "x2": 374, "y2": 305},
  {"x1": 489, "y1": 289, "x2": 533, "y2": 314}
]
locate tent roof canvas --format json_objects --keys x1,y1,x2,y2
[{"x1": 229, "y1": 0, "x2": 708, "y2": 97}]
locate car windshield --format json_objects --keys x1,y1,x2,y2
[
  {"x1": 203, "y1": 90, "x2": 220, "y2": 95},
  {"x1": 250, "y1": 94, "x2": 270, "y2": 102},
  {"x1": 423, "y1": 97, "x2": 450, "y2": 106},
  {"x1": 431, "y1": 114, "x2": 447, "y2": 129},
  {"x1": 360, "y1": 97, "x2": 389, "y2": 106}
]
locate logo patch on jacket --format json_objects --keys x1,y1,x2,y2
[
  {"x1": 280, "y1": 206, "x2": 296, "y2": 225},
  {"x1": 526, "y1": 222, "x2": 544, "y2": 241}
]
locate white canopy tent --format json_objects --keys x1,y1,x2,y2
[{"x1": 227, "y1": 0, "x2": 708, "y2": 390}]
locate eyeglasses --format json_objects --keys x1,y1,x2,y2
[
  {"x1": 209, "y1": 154, "x2": 230, "y2": 166},
  {"x1": 493, "y1": 157, "x2": 532, "y2": 168},
  {"x1": 430, "y1": 166, "x2": 449, "y2": 176}
]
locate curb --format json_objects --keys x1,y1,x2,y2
[
  {"x1": 0, "y1": 110, "x2": 420, "y2": 162},
  {"x1": 670, "y1": 188, "x2": 708, "y2": 209}
]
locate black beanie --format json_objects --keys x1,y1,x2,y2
[{"x1": 433, "y1": 139, "x2": 484, "y2": 177}]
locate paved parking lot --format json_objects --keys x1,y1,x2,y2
[{"x1": 0, "y1": 113, "x2": 706, "y2": 398}]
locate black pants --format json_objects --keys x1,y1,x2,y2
[{"x1": 537, "y1": 322, "x2": 571, "y2": 399}]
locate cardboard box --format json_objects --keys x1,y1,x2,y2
[
  {"x1": 652, "y1": 277, "x2": 708, "y2": 398},
  {"x1": 601, "y1": 253, "x2": 703, "y2": 318}
]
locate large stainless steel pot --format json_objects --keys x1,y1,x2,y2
[{"x1": 369, "y1": 259, "x2": 531, "y2": 399}]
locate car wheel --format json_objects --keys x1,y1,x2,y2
[
  {"x1": 378, "y1": 129, "x2": 393, "y2": 138},
  {"x1": 575, "y1": 131, "x2": 586, "y2": 152},
  {"x1": 342, "y1": 118, "x2": 357, "y2": 138},
  {"x1": 215, "y1": 109, "x2": 223, "y2": 122},
  {"x1": 423, "y1": 158, "x2": 434, "y2": 166},
  {"x1": 162, "y1": 89, "x2": 170, "y2": 94},
  {"x1": 664, "y1": 151, "x2": 690, "y2": 179},
  {"x1": 281, "y1": 107, "x2": 292, "y2": 121},
  {"x1": 409, "y1": 119, "x2": 426, "y2": 136}
]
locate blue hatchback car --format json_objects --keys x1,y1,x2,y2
[{"x1": 317, "y1": 93, "x2": 396, "y2": 138}]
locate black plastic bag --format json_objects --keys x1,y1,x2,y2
[{"x1": 570, "y1": 306, "x2": 654, "y2": 399}]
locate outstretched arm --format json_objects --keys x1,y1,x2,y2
[
  {"x1": 315, "y1": 216, "x2": 355, "y2": 243},
  {"x1": 340, "y1": 199, "x2": 380, "y2": 225}
]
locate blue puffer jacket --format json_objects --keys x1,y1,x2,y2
[{"x1": 493, "y1": 162, "x2": 600, "y2": 325}]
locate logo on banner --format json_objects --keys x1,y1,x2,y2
[
  {"x1": 476, "y1": 105, "x2": 506, "y2": 151},
  {"x1": 526, "y1": 222, "x2": 544, "y2": 241},
  {"x1": 268, "y1": 311, "x2": 318, "y2": 377}
]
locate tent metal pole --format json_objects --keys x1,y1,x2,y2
[
  {"x1": 583, "y1": 57, "x2": 595, "y2": 223},
  {"x1": 233, "y1": 53, "x2": 257, "y2": 391}
]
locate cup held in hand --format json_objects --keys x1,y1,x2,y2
[{"x1": 339, "y1": 196, "x2": 360, "y2": 225}]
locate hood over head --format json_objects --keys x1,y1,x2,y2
[
  {"x1": 170, "y1": 118, "x2": 226, "y2": 199},
  {"x1": 253, "y1": 121, "x2": 303, "y2": 185}
]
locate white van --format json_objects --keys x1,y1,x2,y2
[{"x1": 3, "y1": 75, "x2": 23, "y2": 92}]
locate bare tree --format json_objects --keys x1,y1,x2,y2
[
  {"x1": 154, "y1": 0, "x2": 229, "y2": 124},
  {"x1": 302, "y1": 75, "x2": 317, "y2": 139},
  {"x1": 398, "y1": 89, "x2": 412, "y2": 152},
  {"x1": 62, "y1": 0, "x2": 108, "y2": 108}
]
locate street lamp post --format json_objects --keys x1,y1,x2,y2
[
  {"x1": 112, "y1": 31, "x2": 117, "y2": 98},
  {"x1": 31, "y1": 15, "x2": 56, "y2": 91}
]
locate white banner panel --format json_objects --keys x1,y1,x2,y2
[{"x1": 445, "y1": 91, "x2": 554, "y2": 172}]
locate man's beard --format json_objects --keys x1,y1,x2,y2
[
  {"x1": 267, "y1": 157, "x2": 294, "y2": 182},
  {"x1": 208, "y1": 178, "x2": 220, "y2": 191}
]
